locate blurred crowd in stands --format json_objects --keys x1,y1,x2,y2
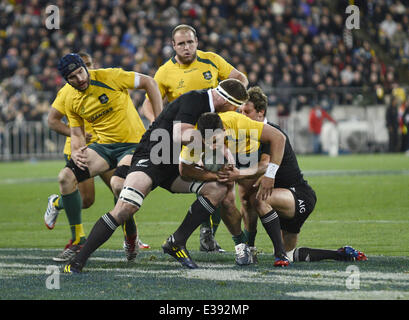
[{"x1": 0, "y1": 0, "x2": 409, "y2": 150}]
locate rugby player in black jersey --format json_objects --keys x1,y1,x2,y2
[
  {"x1": 64, "y1": 79, "x2": 282, "y2": 273},
  {"x1": 235, "y1": 87, "x2": 367, "y2": 263}
]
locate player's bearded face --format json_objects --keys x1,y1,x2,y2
[
  {"x1": 67, "y1": 67, "x2": 90, "y2": 91},
  {"x1": 173, "y1": 31, "x2": 198, "y2": 65}
]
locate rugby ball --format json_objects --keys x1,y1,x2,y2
[
  {"x1": 201, "y1": 151, "x2": 226, "y2": 173},
  {"x1": 200, "y1": 147, "x2": 235, "y2": 173}
]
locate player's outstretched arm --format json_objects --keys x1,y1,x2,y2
[
  {"x1": 141, "y1": 98, "x2": 155, "y2": 124},
  {"x1": 137, "y1": 74, "x2": 163, "y2": 119},
  {"x1": 255, "y1": 124, "x2": 286, "y2": 200},
  {"x1": 179, "y1": 161, "x2": 218, "y2": 182},
  {"x1": 229, "y1": 68, "x2": 249, "y2": 88}
]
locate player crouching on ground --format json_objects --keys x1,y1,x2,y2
[
  {"x1": 179, "y1": 110, "x2": 290, "y2": 267},
  {"x1": 236, "y1": 86, "x2": 367, "y2": 263}
]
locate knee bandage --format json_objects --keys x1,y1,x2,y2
[{"x1": 119, "y1": 186, "x2": 144, "y2": 208}]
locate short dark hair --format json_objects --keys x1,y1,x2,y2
[
  {"x1": 219, "y1": 79, "x2": 249, "y2": 104},
  {"x1": 247, "y1": 86, "x2": 267, "y2": 116},
  {"x1": 172, "y1": 24, "x2": 197, "y2": 41},
  {"x1": 197, "y1": 112, "x2": 223, "y2": 137}
]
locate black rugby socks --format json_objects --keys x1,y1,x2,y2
[
  {"x1": 260, "y1": 210, "x2": 286, "y2": 257},
  {"x1": 173, "y1": 196, "x2": 215, "y2": 246},
  {"x1": 72, "y1": 212, "x2": 119, "y2": 268},
  {"x1": 293, "y1": 247, "x2": 341, "y2": 262}
]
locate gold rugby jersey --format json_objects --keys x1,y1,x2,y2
[
  {"x1": 52, "y1": 83, "x2": 98, "y2": 156},
  {"x1": 179, "y1": 111, "x2": 264, "y2": 164},
  {"x1": 63, "y1": 68, "x2": 145, "y2": 144},
  {"x1": 153, "y1": 50, "x2": 234, "y2": 102}
]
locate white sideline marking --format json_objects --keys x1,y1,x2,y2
[
  {"x1": 286, "y1": 290, "x2": 409, "y2": 300},
  {"x1": 1, "y1": 255, "x2": 409, "y2": 291}
]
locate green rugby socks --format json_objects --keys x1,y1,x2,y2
[{"x1": 62, "y1": 189, "x2": 86, "y2": 245}]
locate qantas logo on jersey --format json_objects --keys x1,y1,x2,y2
[{"x1": 89, "y1": 107, "x2": 113, "y2": 122}]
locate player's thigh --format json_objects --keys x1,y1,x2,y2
[
  {"x1": 117, "y1": 154, "x2": 133, "y2": 167},
  {"x1": 236, "y1": 184, "x2": 258, "y2": 228},
  {"x1": 86, "y1": 148, "x2": 110, "y2": 177},
  {"x1": 122, "y1": 170, "x2": 153, "y2": 198},
  {"x1": 267, "y1": 188, "x2": 296, "y2": 219},
  {"x1": 169, "y1": 175, "x2": 195, "y2": 193},
  {"x1": 237, "y1": 180, "x2": 257, "y2": 210}
]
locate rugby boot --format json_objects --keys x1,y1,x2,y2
[
  {"x1": 274, "y1": 253, "x2": 290, "y2": 267},
  {"x1": 337, "y1": 246, "x2": 368, "y2": 261},
  {"x1": 44, "y1": 194, "x2": 60, "y2": 230},
  {"x1": 162, "y1": 236, "x2": 198, "y2": 269},
  {"x1": 235, "y1": 243, "x2": 252, "y2": 266}
]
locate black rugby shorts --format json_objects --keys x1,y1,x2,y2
[{"x1": 279, "y1": 182, "x2": 317, "y2": 234}]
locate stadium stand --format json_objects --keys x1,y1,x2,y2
[{"x1": 1, "y1": 0, "x2": 408, "y2": 159}]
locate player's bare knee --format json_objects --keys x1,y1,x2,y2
[
  {"x1": 221, "y1": 189, "x2": 236, "y2": 209},
  {"x1": 110, "y1": 204, "x2": 134, "y2": 225},
  {"x1": 250, "y1": 195, "x2": 272, "y2": 217},
  {"x1": 58, "y1": 168, "x2": 77, "y2": 191},
  {"x1": 110, "y1": 176, "x2": 124, "y2": 198},
  {"x1": 240, "y1": 197, "x2": 251, "y2": 212},
  {"x1": 114, "y1": 185, "x2": 145, "y2": 221},
  {"x1": 200, "y1": 182, "x2": 228, "y2": 206}
]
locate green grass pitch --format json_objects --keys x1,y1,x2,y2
[{"x1": 0, "y1": 154, "x2": 408, "y2": 301}]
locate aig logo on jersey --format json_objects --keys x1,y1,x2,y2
[
  {"x1": 98, "y1": 94, "x2": 109, "y2": 104},
  {"x1": 203, "y1": 71, "x2": 212, "y2": 80}
]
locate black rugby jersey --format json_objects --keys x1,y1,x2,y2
[
  {"x1": 262, "y1": 122, "x2": 305, "y2": 188},
  {"x1": 134, "y1": 89, "x2": 213, "y2": 163}
]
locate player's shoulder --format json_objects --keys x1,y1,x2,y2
[
  {"x1": 267, "y1": 121, "x2": 282, "y2": 132},
  {"x1": 197, "y1": 49, "x2": 220, "y2": 59},
  {"x1": 219, "y1": 111, "x2": 240, "y2": 119},
  {"x1": 267, "y1": 121, "x2": 289, "y2": 139},
  {"x1": 90, "y1": 68, "x2": 121, "y2": 78},
  {"x1": 158, "y1": 57, "x2": 178, "y2": 70},
  {"x1": 154, "y1": 58, "x2": 177, "y2": 81},
  {"x1": 57, "y1": 83, "x2": 72, "y2": 94},
  {"x1": 218, "y1": 111, "x2": 241, "y2": 128},
  {"x1": 197, "y1": 50, "x2": 229, "y2": 65},
  {"x1": 55, "y1": 83, "x2": 76, "y2": 102},
  {"x1": 219, "y1": 111, "x2": 249, "y2": 122}
]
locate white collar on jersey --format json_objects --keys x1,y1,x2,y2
[{"x1": 207, "y1": 89, "x2": 215, "y2": 113}]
